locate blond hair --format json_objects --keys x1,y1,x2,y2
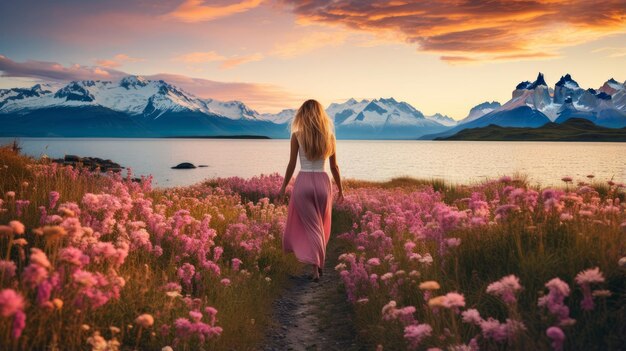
[{"x1": 291, "y1": 99, "x2": 336, "y2": 160}]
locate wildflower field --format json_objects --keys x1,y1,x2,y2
[
  {"x1": 0, "y1": 144, "x2": 625, "y2": 350},
  {"x1": 334, "y1": 176, "x2": 626, "y2": 350},
  {"x1": 0, "y1": 146, "x2": 298, "y2": 350}
]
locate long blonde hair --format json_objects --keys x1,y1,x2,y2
[{"x1": 291, "y1": 99, "x2": 336, "y2": 160}]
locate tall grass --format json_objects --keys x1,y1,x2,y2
[
  {"x1": 334, "y1": 175, "x2": 626, "y2": 350},
  {"x1": 0, "y1": 146, "x2": 299, "y2": 350}
]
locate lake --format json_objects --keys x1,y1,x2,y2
[{"x1": 2, "y1": 138, "x2": 625, "y2": 188}]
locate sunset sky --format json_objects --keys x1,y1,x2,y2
[{"x1": 1, "y1": 0, "x2": 625, "y2": 118}]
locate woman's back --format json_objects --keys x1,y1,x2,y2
[{"x1": 295, "y1": 132, "x2": 326, "y2": 172}]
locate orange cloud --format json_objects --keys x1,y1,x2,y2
[
  {"x1": 168, "y1": 0, "x2": 263, "y2": 22},
  {"x1": 95, "y1": 54, "x2": 144, "y2": 68},
  {"x1": 173, "y1": 51, "x2": 226, "y2": 64},
  {"x1": 173, "y1": 51, "x2": 263, "y2": 69},
  {"x1": 282, "y1": 0, "x2": 626, "y2": 62},
  {"x1": 272, "y1": 31, "x2": 350, "y2": 58},
  {"x1": 220, "y1": 53, "x2": 264, "y2": 69}
]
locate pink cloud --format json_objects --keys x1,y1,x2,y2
[
  {"x1": 95, "y1": 54, "x2": 145, "y2": 68},
  {"x1": 172, "y1": 51, "x2": 264, "y2": 69},
  {"x1": 173, "y1": 51, "x2": 227, "y2": 64},
  {"x1": 167, "y1": 0, "x2": 264, "y2": 22},
  {"x1": 0, "y1": 55, "x2": 127, "y2": 81},
  {"x1": 220, "y1": 53, "x2": 264, "y2": 69}
]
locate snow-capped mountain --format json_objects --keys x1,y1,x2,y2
[
  {"x1": 2, "y1": 73, "x2": 624, "y2": 139},
  {"x1": 458, "y1": 101, "x2": 501, "y2": 125},
  {"x1": 425, "y1": 113, "x2": 457, "y2": 127},
  {"x1": 422, "y1": 72, "x2": 626, "y2": 139},
  {"x1": 204, "y1": 99, "x2": 260, "y2": 120},
  {"x1": 0, "y1": 76, "x2": 211, "y2": 117},
  {"x1": 323, "y1": 97, "x2": 449, "y2": 138},
  {"x1": 0, "y1": 76, "x2": 292, "y2": 137},
  {"x1": 0, "y1": 77, "x2": 450, "y2": 138},
  {"x1": 258, "y1": 109, "x2": 296, "y2": 124},
  {"x1": 0, "y1": 84, "x2": 53, "y2": 108},
  {"x1": 479, "y1": 72, "x2": 626, "y2": 127}
]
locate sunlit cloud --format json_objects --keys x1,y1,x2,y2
[
  {"x1": 281, "y1": 0, "x2": 626, "y2": 62},
  {"x1": 95, "y1": 54, "x2": 145, "y2": 68},
  {"x1": 168, "y1": 0, "x2": 264, "y2": 22},
  {"x1": 220, "y1": 53, "x2": 264, "y2": 69},
  {"x1": 272, "y1": 31, "x2": 350, "y2": 58},
  {"x1": 173, "y1": 51, "x2": 227, "y2": 64},
  {"x1": 172, "y1": 51, "x2": 264, "y2": 69},
  {"x1": 0, "y1": 55, "x2": 126, "y2": 81},
  {"x1": 592, "y1": 47, "x2": 626, "y2": 58}
]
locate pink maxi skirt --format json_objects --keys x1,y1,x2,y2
[{"x1": 283, "y1": 171, "x2": 333, "y2": 267}]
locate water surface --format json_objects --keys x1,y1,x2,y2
[{"x1": 2, "y1": 138, "x2": 625, "y2": 188}]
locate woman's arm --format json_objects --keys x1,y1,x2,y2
[
  {"x1": 329, "y1": 152, "x2": 343, "y2": 200},
  {"x1": 279, "y1": 134, "x2": 299, "y2": 196}
]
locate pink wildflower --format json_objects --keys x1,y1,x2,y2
[
  {"x1": 575, "y1": 267, "x2": 605, "y2": 311},
  {"x1": 231, "y1": 258, "x2": 243, "y2": 271},
  {"x1": 538, "y1": 278, "x2": 571, "y2": 323},
  {"x1": 0, "y1": 289, "x2": 25, "y2": 317},
  {"x1": 461, "y1": 308, "x2": 483, "y2": 325},
  {"x1": 404, "y1": 323, "x2": 432, "y2": 350},
  {"x1": 0, "y1": 289, "x2": 26, "y2": 339},
  {"x1": 546, "y1": 326, "x2": 565, "y2": 351},
  {"x1": 486, "y1": 275, "x2": 522, "y2": 305},
  {"x1": 12, "y1": 310, "x2": 26, "y2": 339},
  {"x1": 443, "y1": 292, "x2": 466, "y2": 312},
  {"x1": 49, "y1": 191, "x2": 60, "y2": 209},
  {"x1": 367, "y1": 258, "x2": 381, "y2": 266},
  {"x1": 177, "y1": 263, "x2": 196, "y2": 289},
  {"x1": 575, "y1": 267, "x2": 605, "y2": 285}
]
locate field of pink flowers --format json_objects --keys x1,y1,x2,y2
[
  {"x1": 334, "y1": 176, "x2": 626, "y2": 350},
  {"x1": 0, "y1": 147, "x2": 298, "y2": 350},
  {"x1": 1, "y1": 144, "x2": 625, "y2": 350}
]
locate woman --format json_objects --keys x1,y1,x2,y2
[{"x1": 279, "y1": 99, "x2": 344, "y2": 282}]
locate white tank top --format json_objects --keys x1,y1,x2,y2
[{"x1": 295, "y1": 133, "x2": 327, "y2": 172}]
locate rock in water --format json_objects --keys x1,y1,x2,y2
[{"x1": 171, "y1": 162, "x2": 196, "y2": 169}]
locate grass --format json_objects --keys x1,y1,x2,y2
[
  {"x1": 333, "y1": 173, "x2": 626, "y2": 350},
  {"x1": 0, "y1": 145, "x2": 301, "y2": 350}
]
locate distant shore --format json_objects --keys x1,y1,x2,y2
[{"x1": 162, "y1": 135, "x2": 271, "y2": 139}]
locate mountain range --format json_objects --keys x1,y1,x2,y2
[{"x1": 1, "y1": 73, "x2": 625, "y2": 139}]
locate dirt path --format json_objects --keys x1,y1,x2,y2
[{"x1": 262, "y1": 241, "x2": 364, "y2": 351}]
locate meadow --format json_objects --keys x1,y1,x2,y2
[
  {"x1": 334, "y1": 176, "x2": 626, "y2": 350},
  {"x1": 0, "y1": 144, "x2": 624, "y2": 350}
]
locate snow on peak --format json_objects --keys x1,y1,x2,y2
[
  {"x1": 425, "y1": 113, "x2": 457, "y2": 126},
  {"x1": 555, "y1": 74, "x2": 580, "y2": 90},
  {"x1": 516, "y1": 72, "x2": 548, "y2": 90},
  {"x1": 120, "y1": 75, "x2": 149, "y2": 89},
  {"x1": 204, "y1": 99, "x2": 260, "y2": 120},
  {"x1": 459, "y1": 101, "x2": 501, "y2": 124},
  {"x1": 327, "y1": 97, "x2": 440, "y2": 128}
]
